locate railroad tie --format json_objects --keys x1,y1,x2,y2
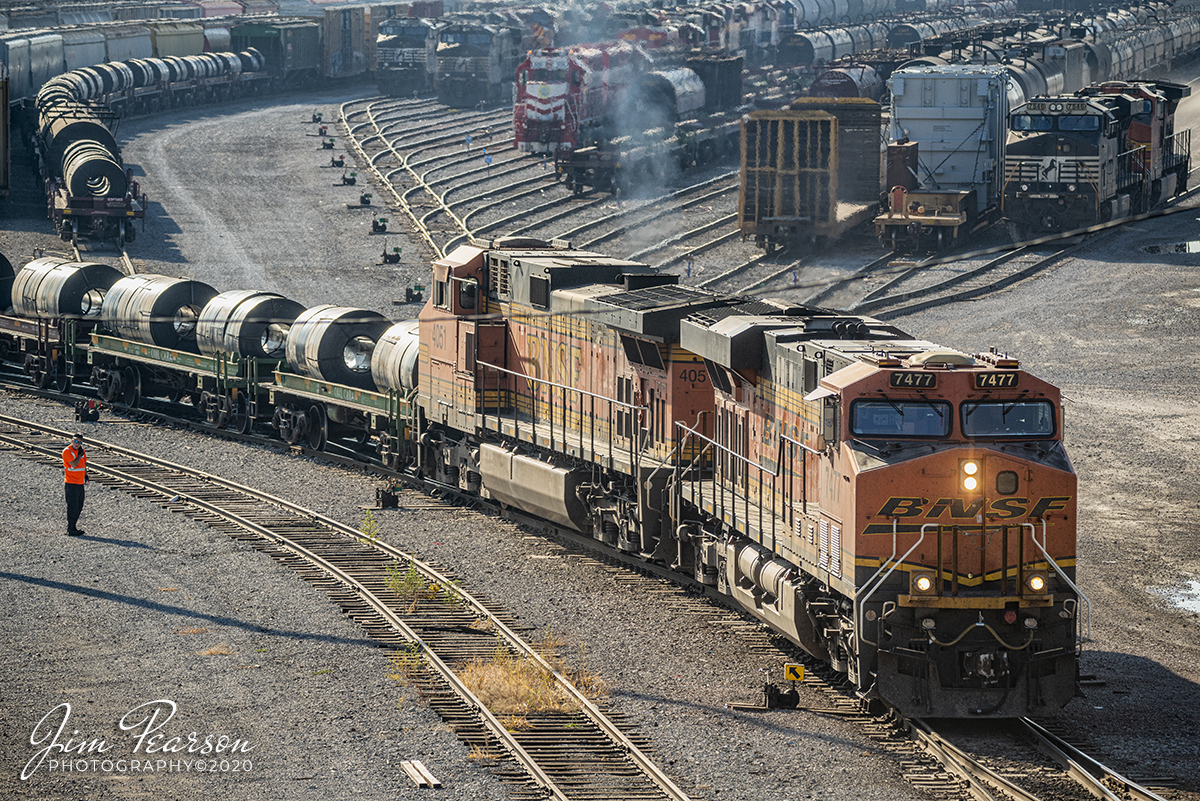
[{"x1": 399, "y1": 759, "x2": 441, "y2": 789}]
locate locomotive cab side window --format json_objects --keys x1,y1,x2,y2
[
  {"x1": 433, "y1": 279, "x2": 449, "y2": 310},
  {"x1": 961, "y1": 400, "x2": 1056, "y2": 438},
  {"x1": 456, "y1": 277, "x2": 477, "y2": 312},
  {"x1": 850, "y1": 399, "x2": 951, "y2": 438}
]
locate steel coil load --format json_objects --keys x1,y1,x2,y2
[
  {"x1": 40, "y1": 109, "x2": 120, "y2": 180},
  {"x1": 62, "y1": 139, "x2": 128, "y2": 197},
  {"x1": 0, "y1": 252, "x2": 14, "y2": 312},
  {"x1": 10, "y1": 257, "x2": 124, "y2": 319},
  {"x1": 370, "y1": 321, "x2": 421, "y2": 392},
  {"x1": 101, "y1": 274, "x2": 219, "y2": 351},
  {"x1": 195, "y1": 290, "x2": 306, "y2": 359},
  {"x1": 285, "y1": 305, "x2": 391, "y2": 390},
  {"x1": 237, "y1": 48, "x2": 264, "y2": 72}
]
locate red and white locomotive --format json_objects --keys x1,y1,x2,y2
[{"x1": 513, "y1": 42, "x2": 651, "y2": 154}]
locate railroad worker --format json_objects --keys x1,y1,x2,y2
[
  {"x1": 487, "y1": 125, "x2": 493, "y2": 142},
  {"x1": 62, "y1": 433, "x2": 88, "y2": 536},
  {"x1": 465, "y1": 132, "x2": 472, "y2": 152}
]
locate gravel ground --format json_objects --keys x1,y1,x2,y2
[
  {"x1": 0, "y1": 439, "x2": 509, "y2": 801},
  {"x1": 3, "y1": 79, "x2": 1200, "y2": 800}
]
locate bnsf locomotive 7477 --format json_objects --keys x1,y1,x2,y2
[{"x1": 0, "y1": 239, "x2": 1082, "y2": 717}]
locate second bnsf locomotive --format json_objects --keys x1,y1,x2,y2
[
  {"x1": 0, "y1": 238, "x2": 1083, "y2": 717},
  {"x1": 417, "y1": 239, "x2": 1081, "y2": 717},
  {"x1": 1002, "y1": 80, "x2": 1191, "y2": 236}
]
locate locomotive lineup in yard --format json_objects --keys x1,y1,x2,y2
[{"x1": 2, "y1": 0, "x2": 1197, "y2": 721}]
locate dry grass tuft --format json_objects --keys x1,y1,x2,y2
[
  {"x1": 197, "y1": 643, "x2": 234, "y2": 656},
  {"x1": 459, "y1": 632, "x2": 606, "y2": 714},
  {"x1": 157, "y1": 587, "x2": 179, "y2": 592},
  {"x1": 468, "y1": 617, "x2": 495, "y2": 632},
  {"x1": 175, "y1": 626, "x2": 208, "y2": 635},
  {"x1": 499, "y1": 714, "x2": 532, "y2": 731},
  {"x1": 467, "y1": 744, "x2": 499, "y2": 761}
]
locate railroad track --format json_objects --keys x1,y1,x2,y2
[
  {"x1": 72, "y1": 240, "x2": 137, "y2": 275},
  {"x1": 909, "y1": 717, "x2": 1178, "y2": 801},
  {"x1": 851, "y1": 242, "x2": 1080, "y2": 319},
  {"x1": 0, "y1": 413, "x2": 696, "y2": 801}
]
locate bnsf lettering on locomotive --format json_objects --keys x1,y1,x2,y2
[
  {"x1": 877, "y1": 496, "x2": 1071, "y2": 519},
  {"x1": 889, "y1": 371, "x2": 936, "y2": 388},
  {"x1": 926, "y1": 497, "x2": 986, "y2": 519},
  {"x1": 975, "y1": 372, "x2": 1019, "y2": 388}
]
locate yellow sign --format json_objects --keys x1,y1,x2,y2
[{"x1": 784, "y1": 663, "x2": 804, "y2": 682}]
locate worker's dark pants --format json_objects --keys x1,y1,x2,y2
[{"x1": 65, "y1": 483, "x2": 85, "y2": 534}]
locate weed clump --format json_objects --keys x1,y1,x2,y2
[{"x1": 459, "y1": 632, "x2": 606, "y2": 714}]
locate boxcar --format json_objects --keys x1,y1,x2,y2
[
  {"x1": 323, "y1": 6, "x2": 369, "y2": 79},
  {"x1": 147, "y1": 21, "x2": 205, "y2": 57},
  {"x1": 232, "y1": 19, "x2": 322, "y2": 83}
]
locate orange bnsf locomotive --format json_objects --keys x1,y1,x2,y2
[{"x1": 415, "y1": 238, "x2": 1082, "y2": 717}]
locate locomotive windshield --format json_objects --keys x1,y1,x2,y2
[
  {"x1": 1012, "y1": 115, "x2": 1052, "y2": 131},
  {"x1": 850, "y1": 400, "x2": 951, "y2": 438},
  {"x1": 962, "y1": 400, "x2": 1056, "y2": 438},
  {"x1": 1011, "y1": 115, "x2": 1100, "y2": 132}
]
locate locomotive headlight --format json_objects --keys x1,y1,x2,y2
[
  {"x1": 1021, "y1": 183, "x2": 1030, "y2": 191},
  {"x1": 911, "y1": 572, "x2": 936, "y2": 595},
  {"x1": 1068, "y1": 183, "x2": 1077, "y2": 192},
  {"x1": 920, "y1": 617, "x2": 936, "y2": 631},
  {"x1": 1023, "y1": 617, "x2": 1039, "y2": 629},
  {"x1": 1024, "y1": 572, "x2": 1048, "y2": 594},
  {"x1": 961, "y1": 460, "x2": 980, "y2": 492}
]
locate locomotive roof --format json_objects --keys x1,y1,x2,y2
[
  {"x1": 554, "y1": 283, "x2": 785, "y2": 341},
  {"x1": 681, "y1": 311, "x2": 919, "y2": 371}
]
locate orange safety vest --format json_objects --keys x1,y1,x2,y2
[{"x1": 63, "y1": 444, "x2": 87, "y2": 485}]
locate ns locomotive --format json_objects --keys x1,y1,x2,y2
[
  {"x1": 0, "y1": 238, "x2": 1083, "y2": 718},
  {"x1": 1002, "y1": 80, "x2": 1191, "y2": 236}
]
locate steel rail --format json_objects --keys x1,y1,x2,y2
[
  {"x1": 0, "y1": 414, "x2": 693, "y2": 801},
  {"x1": 852, "y1": 245, "x2": 1035, "y2": 314},
  {"x1": 626, "y1": 214, "x2": 736, "y2": 262},
  {"x1": 867, "y1": 245, "x2": 1077, "y2": 320},
  {"x1": 577, "y1": 184, "x2": 738, "y2": 251},
  {"x1": 655, "y1": 229, "x2": 742, "y2": 272},
  {"x1": 340, "y1": 100, "x2": 442, "y2": 257},
  {"x1": 908, "y1": 719, "x2": 1042, "y2": 801},
  {"x1": 1019, "y1": 718, "x2": 1167, "y2": 801},
  {"x1": 802, "y1": 250, "x2": 900, "y2": 307},
  {"x1": 553, "y1": 171, "x2": 738, "y2": 243}
]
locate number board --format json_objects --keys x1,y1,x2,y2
[
  {"x1": 889, "y1": 371, "x2": 936, "y2": 389},
  {"x1": 975, "y1": 372, "x2": 1020, "y2": 389}
]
